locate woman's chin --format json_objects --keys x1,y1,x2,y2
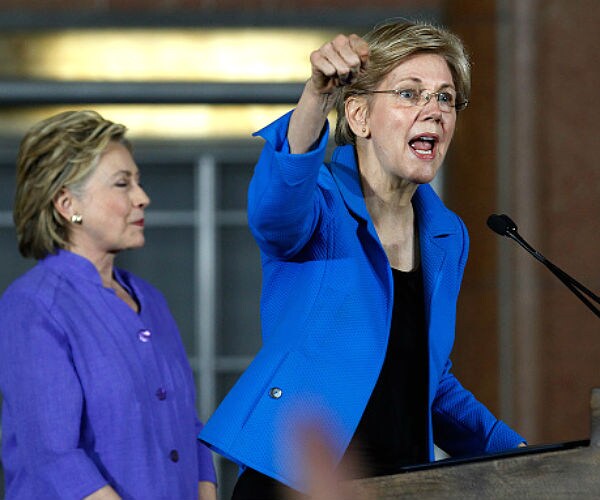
[
  {"x1": 122, "y1": 238, "x2": 146, "y2": 252},
  {"x1": 408, "y1": 170, "x2": 439, "y2": 185}
]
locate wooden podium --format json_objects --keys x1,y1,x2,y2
[{"x1": 353, "y1": 388, "x2": 600, "y2": 498}]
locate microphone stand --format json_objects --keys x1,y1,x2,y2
[{"x1": 488, "y1": 214, "x2": 600, "y2": 319}]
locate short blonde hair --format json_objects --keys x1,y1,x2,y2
[
  {"x1": 335, "y1": 20, "x2": 471, "y2": 145},
  {"x1": 14, "y1": 110, "x2": 128, "y2": 259}
]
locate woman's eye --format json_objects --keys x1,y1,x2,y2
[
  {"x1": 397, "y1": 89, "x2": 417, "y2": 100},
  {"x1": 438, "y1": 92, "x2": 455, "y2": 104},
  {"x1": 115, "y1": 181, "x2": 129, "y2": 187}
]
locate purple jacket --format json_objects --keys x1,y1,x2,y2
[{"x1": 0, "y1": 249, "x2": 215, "y2": 499}]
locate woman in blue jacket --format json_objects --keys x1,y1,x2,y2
[{"x1": 201, "y1": 19, "x2": 525, "y2": 498}]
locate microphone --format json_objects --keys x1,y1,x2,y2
[{"x1": 487, "y1": 213, "x2": 600, "y2": 319}]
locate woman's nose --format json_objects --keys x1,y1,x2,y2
[{"x1": 134, "y1": 184, "x2": 150, "y2": 208}]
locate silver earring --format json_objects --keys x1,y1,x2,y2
[{"x1": 71, "y1": 214, "x2": 83, "y2": 224}]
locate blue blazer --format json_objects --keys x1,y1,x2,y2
[{"x1": 200, "y1": 111, "x2": 524, "y2": 491}]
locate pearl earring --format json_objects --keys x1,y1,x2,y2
[{"x1": 71, "y1": 214, "x2": 83, "y2": 224}]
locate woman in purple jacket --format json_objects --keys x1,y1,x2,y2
[
  {"x1": 200, "y1": 20, "x2": 525, "y2": 498},
  {"x1": 0, "y1": 110, "x2": 216, "y2": 499}
]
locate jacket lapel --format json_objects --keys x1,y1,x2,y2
[
  {"x1": 413, "y1": 185, "x2": 459, "y2": 320},
  {"x1": 329, "y1": 145, "x2": 460, "y2": 321},
  {"x1": 328, "y1": 145, "x2": 392, "y2": 301},
  {"x1": 328, "y1": 145, "x2": 371, "y2": 223}
]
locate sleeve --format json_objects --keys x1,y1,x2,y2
[
  {"x1": 0, "y1": 292, "x2": 108, "y2": 499},
  {"x1": 247, "y1": 109, "x2": 330, "y2": 259},
  {"x1": 195, "y1": 419, "x2": 217, "y2": 484},
  {"x1": 431, "y1": 359, "x2": 526, "y2": 456}
]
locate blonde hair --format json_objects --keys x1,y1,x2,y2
[
  {"x1": 335, "y1": 20, "x2": 471, "y2": 145},
  {"x1": 14, "y1": 110, "x2": 129, "y2": 259}
]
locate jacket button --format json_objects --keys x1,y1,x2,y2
[
  {"x1": 269, "y1": 387, "x2": 282, "y2": 399},
  {"x1": 169, "y1": 449, "x2": 179, "y2": 462},
  {"x1": 137, "y1": 329, "x2": 152, "y2": 342}
]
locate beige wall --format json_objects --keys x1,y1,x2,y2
[
  {"x1": 527, "y1": 0, "x2": 600, "y2": 443},
  {"x1": 446, "y1": 0, "x2": 600, "y2": 445}
]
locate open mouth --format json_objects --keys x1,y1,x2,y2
[{"x1": 409, "y1": 135, "x2": 437, "y2": 158}]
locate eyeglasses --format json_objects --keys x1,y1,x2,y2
[{"x1": 358, "y1": 88, "x2": 469, "y2": 112}]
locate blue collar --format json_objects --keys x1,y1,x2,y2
[
  {"x1": 42, "y1": 249, "x2": 105, "y2": 287},
  {"x1": 41, "y1": 249, "x2": 135, "y2": 296}
]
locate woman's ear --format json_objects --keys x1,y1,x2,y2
[
  {"x1": 345, "y1": 95, "x2": 370, "y2": 138},
  {"x1": 53, "y1": 188, "x2": 74, "y2": 222}
]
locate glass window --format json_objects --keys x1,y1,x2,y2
[{"x1": 216, "y1": 225, "x2": 262, "y2": 357}]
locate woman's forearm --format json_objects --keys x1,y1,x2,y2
[{"x1": 288, "y1": 80, "x2": 334, "y2": 154}]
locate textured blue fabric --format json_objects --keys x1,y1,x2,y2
[
  {"x1": 0, "y1": 249, "x2": 216, "y2": 499},
  {"x1": 200, "y1": 111, "x2": 525, "y2": 491}
]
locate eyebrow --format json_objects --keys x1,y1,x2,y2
[
  {"x1": 111, "y1": 170, "x2": 140, "y2": 180},
  {"x1": 392, "y1": 77, "x2": 455, "y2": 90},
  {"x1": 113, "y1": 169, "x2": 139, "y2": 176}
]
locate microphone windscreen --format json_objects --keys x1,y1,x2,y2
[
  {"x1": 487, "y1": 214, "x2": 509, "y2": 235},
  {"x1": 499, "y1": 214, "x2": 518, "y2": 232}
]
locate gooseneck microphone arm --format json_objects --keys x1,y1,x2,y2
[{"x1": 487, "y1": 213, "x2": 600, "y2": 319}]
